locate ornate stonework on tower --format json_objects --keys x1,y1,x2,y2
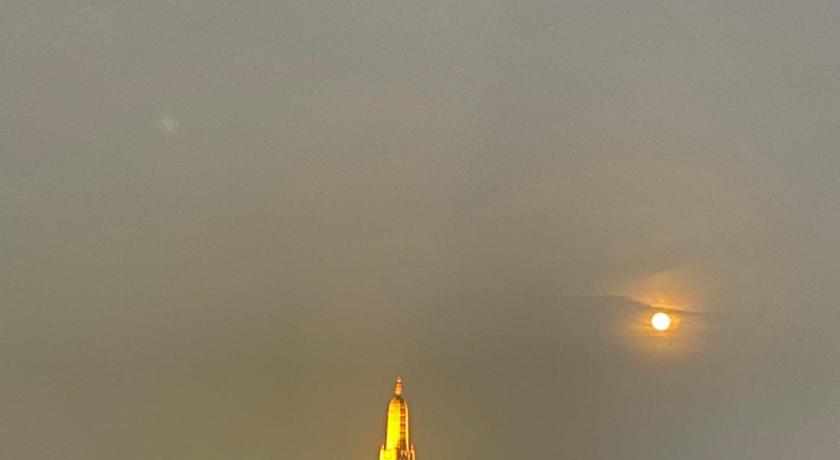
[{"x1": 378, "y1": 377, "x2": 416, "y2": 460}]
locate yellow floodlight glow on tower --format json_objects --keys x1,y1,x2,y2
[{"x1": 379, "y1": 377, "x2": 416, "y2": 460}]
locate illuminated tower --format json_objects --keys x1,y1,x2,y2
[{"x1": 378, "y1": 377, "x2": 416, "y2": 460}]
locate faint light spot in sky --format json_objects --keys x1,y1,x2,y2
[{"x1": 159, "y1": 115, "x2": 179, "y2": 134}]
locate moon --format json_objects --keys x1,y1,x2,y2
[{"x1": 651, "y1": 312, "x2": 671, "y2": 331}]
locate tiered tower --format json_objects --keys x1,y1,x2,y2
[{"x1": 378, "y1": 377, "x2": 416, "y2": 460}]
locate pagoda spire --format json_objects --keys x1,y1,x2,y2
[{"x1": 379, "y1": 377, "x2": 416, "y2": 460}]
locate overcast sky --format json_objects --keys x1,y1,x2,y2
[{"x1": 2, "y1": 1, "x2": 840, "y2": 458}]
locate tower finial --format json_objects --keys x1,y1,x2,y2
[{"x1": 394, "y1": 376, "x2": 404, "y2": 396}]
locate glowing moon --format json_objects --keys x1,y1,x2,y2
[{"x1": 651, "y1": 312, "x2": 671, "y2": 331}]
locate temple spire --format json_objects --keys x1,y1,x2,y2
[{"x1": 379, "y1": 377, "x2": 416, "y2": 460}]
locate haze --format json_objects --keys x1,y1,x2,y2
[{"x1": 2, "y1": 1, "x2": 839, "y2": 458}]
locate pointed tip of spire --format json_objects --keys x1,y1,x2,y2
[{"x1": 394, "y1": 376, "x2": 404, "y2": 396}]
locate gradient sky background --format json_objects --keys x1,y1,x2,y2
[{"x1": 2, "y1": 1, "x2": 840, "y2": 458}]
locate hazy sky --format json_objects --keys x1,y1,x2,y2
[{"x1": 2, "y1": 1, "x2": 840, "y2": 458}]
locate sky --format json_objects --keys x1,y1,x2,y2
[{"x1": 2, "y1": 0, "x2": 840, "y2": 458}]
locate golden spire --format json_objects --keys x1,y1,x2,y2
[{"x1": 379, "y1": 377, "x2": 416, "y2": 460}]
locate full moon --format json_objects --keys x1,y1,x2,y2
[{"x1": 651, "y1": 312, "x2": 671, "y2": 331}]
